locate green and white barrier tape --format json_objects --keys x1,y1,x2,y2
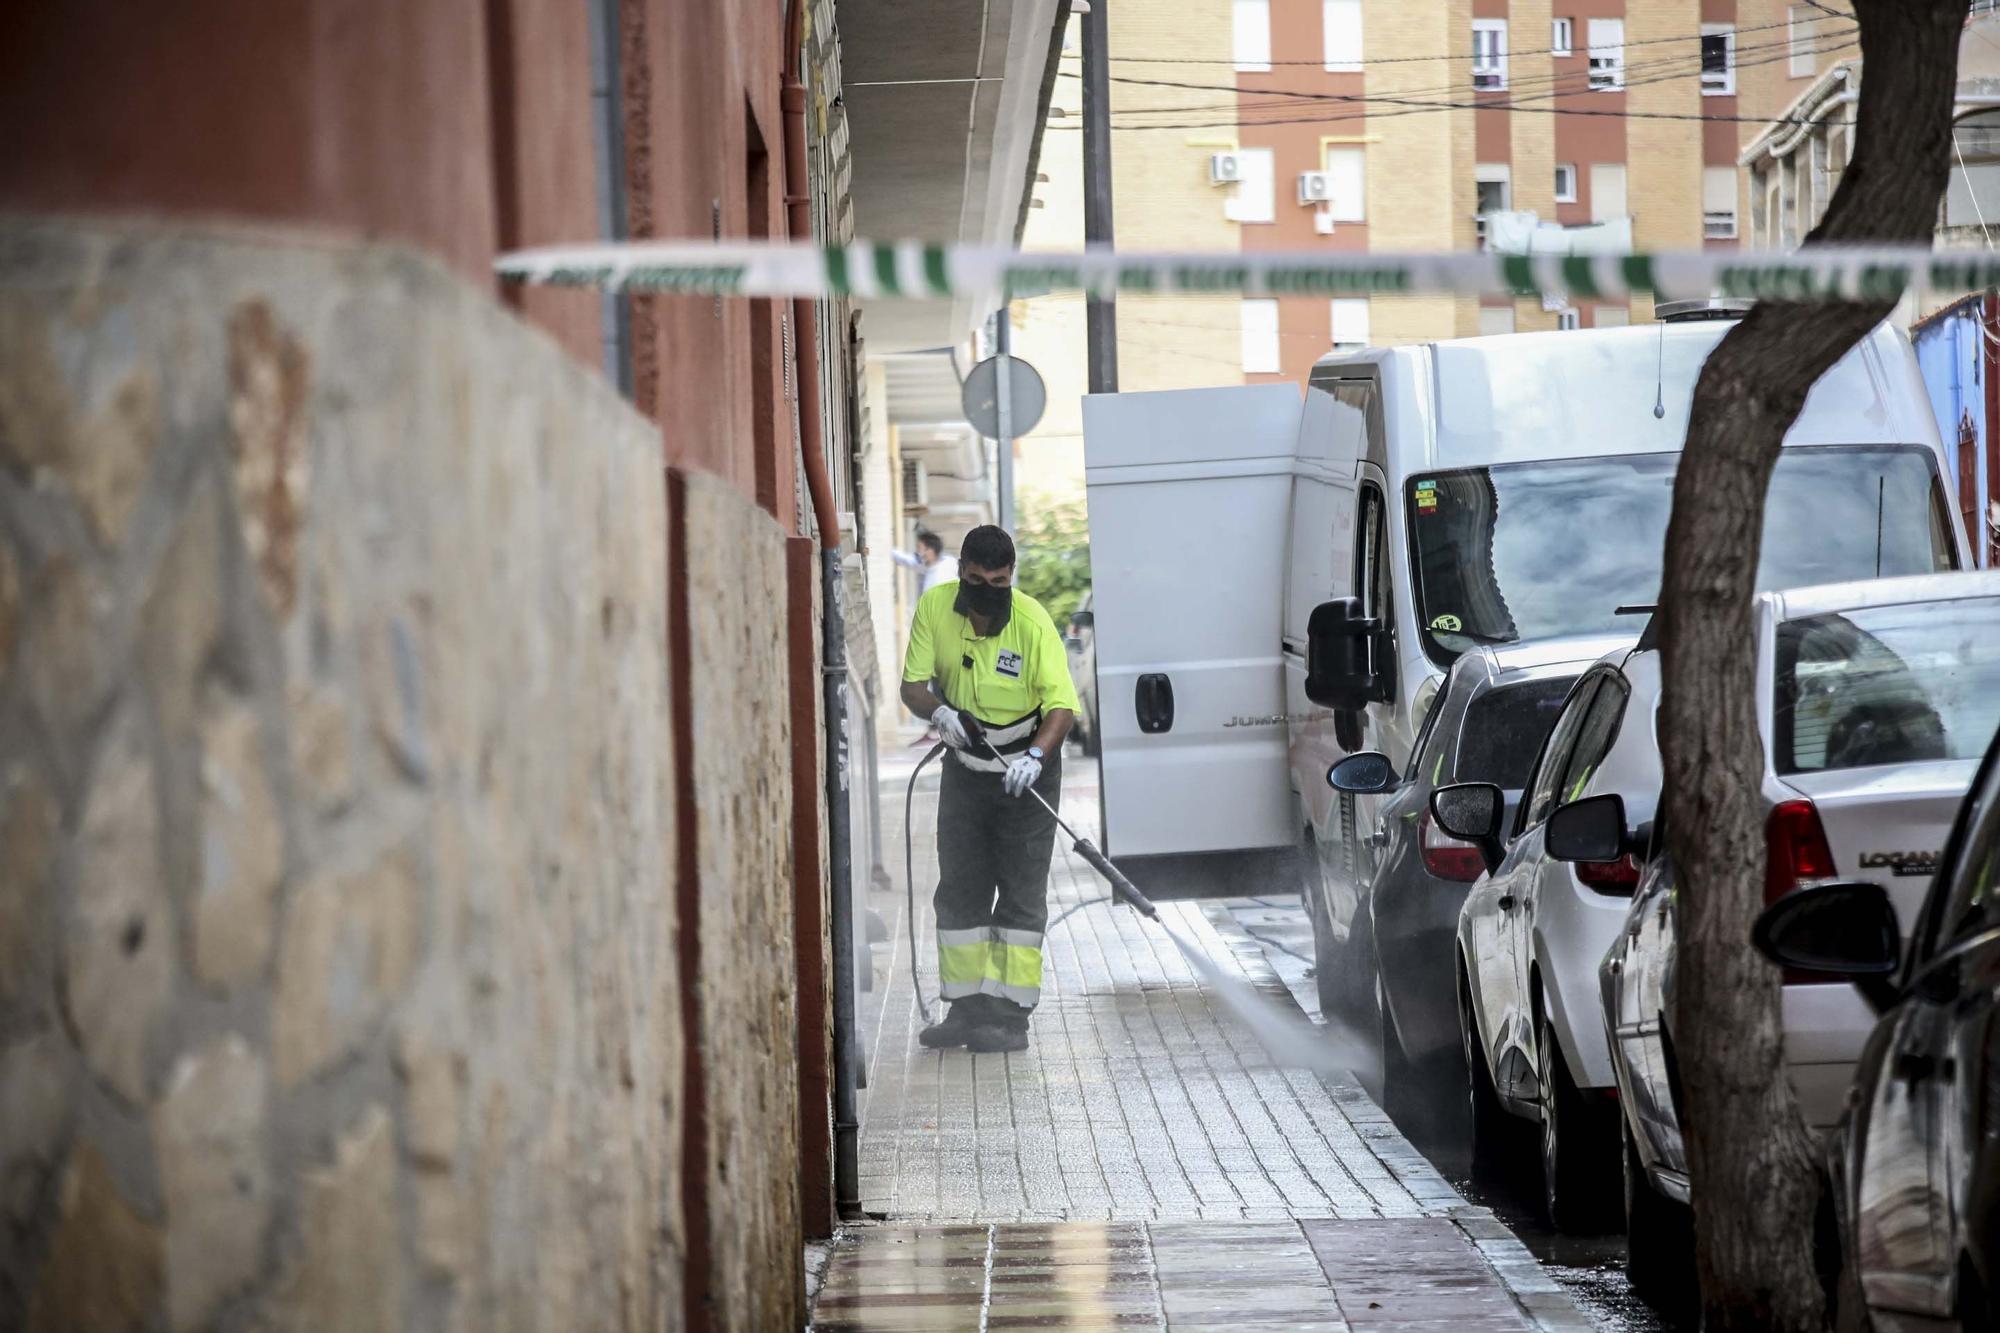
[{"x1": 496, "y1": 239, "x2": 2000, "y2": 304}]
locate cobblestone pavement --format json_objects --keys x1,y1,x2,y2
[{"x1": 820, "y1": 753, "x2": 1591, "y2": 1331}]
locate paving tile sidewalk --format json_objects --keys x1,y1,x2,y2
[{"x1": 819, "y1": 757, "x2": 1589, "y2": 1331}]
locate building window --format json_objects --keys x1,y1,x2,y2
[
  {"x1": 1472, "y1": 20, "x2": 1508, "y2": 91},
  {"x1": 1478, "y1": 306, "x2": 1517, "y2": 337},
  {"x1": 1324, "y1": 0, "x2": 1363, "y2": 72},
  {"x1": 1242, "y1": 299, "x2": 1281, "y2": 373},
  {"x1": 1947, "y1": 110, "x2": 2000, "y2": 231},
  {"x1": 1554, "y1": 163, "x2": 1578, "y2": 203},
  {"x1": 1589, "y1": 162, "x2": 1627, "y2": 222},
  {"x1": 1587, "y1": 18, "x2": 1624, "y2": 90},
  {"x1": 1325, "y1": 146, "x2": 1366, "y2": 222},
  {"x1": 1557, "y1": 307, "x2": 1581, "y2": 331},
  {"x1": 1331, "y1": 298, "x2": 1370, "y2": 350},
  {"x1": 1234, "y1": 0, "x2": 1272, "y2": 72},
  {"x1": 1703, "y1": 165, "x2": 1739, "y2": 238},
  {"x1": 1475, "y1": 165, "x2": 1511, "y2": 246},
  {"x1": 1223, "y1": 147, "x2": 1275, "y2": 223},
  {"x1": 1701, "y1": 24, "x2": 1734, "y2": 95},
  {"x1": 1596, "y1": 306, "x2": 1630, "y2": 328},
  {"x1": 1551, "y1": 17, "x2": 1574, "y2": 57},
  {"x1": 1788, "y1": 7, "x2": 1815, "y2": 78}
]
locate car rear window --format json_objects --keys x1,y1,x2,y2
[
  {"x1": 1456, "y1": 677, "x2": 1579, "y2": 788},
  {"x1": 1777, "y1": 595, "x2": 2000, "y2": 774}
]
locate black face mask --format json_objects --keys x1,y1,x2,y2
[{"x1": 955, "y1": 579, "x2": 1013, "y2": 631}]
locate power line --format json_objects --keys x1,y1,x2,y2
[
  {"x1": 1083, "y1": 27, "x2": 1853, "y2": 124},
  {"x1": 1048, "y1": 36, "x2": 1859, "y2": 132},
  {"x1": 1057, "y1": 9, "x2": 1841, "y2": 70}
]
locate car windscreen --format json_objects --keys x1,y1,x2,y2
[
  {"x1": 1454, "y1": 677, "x2": 1579, "y2": 788},
  {"x1": 1406, "y1": 446, "x2": 1956, "y2": 667},
  {"x1": 1775, "y1": 595, "x2": 2000, "y2": 774}
]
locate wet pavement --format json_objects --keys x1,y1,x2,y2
[
  {"x1": 818, "y1": 753, "x2": 1603, "y2": 1330},
  {"x1": 1214, "y1": 898, "x2": 1677, "y2": 1333},
  {"x1": 814, "y1": 1218, "x2": 1549, "y2": 1330}
]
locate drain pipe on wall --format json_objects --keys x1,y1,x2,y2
[{"x1": 783, "y1": 0, "x2": 862, "y2": 1222}]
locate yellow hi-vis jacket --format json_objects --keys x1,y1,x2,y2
[{"x1": 902, "y1": 583, "x2": 1080, "y2": 771}]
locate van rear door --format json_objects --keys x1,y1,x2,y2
[{"x1": 1082, "y1": 384, "x2": 1301, "y2": 860}]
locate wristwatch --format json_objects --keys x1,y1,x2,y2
[{"x1": 1026, "y1": 745, "x2": 1045, "y2": 761}]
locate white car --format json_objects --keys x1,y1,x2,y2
[
  {"x1": 1437, "y1": 634, "x2": 1655, "y2": 1230},
  {"x1": 1590, "y1": 571, "x2": 2000, "y2": 1290}
]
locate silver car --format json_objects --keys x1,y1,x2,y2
[
  {"x1": 1064, "y1": 592, "x2": 1099, "y2": 755},
  {"x1": 1592, "y1": 571, "x2": 2000, "y2": 1293},
  {"x1": 1437, "y1": 635, "x2": 1648, "y2": 1232}
]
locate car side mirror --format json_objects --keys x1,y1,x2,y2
[
  {"x1": 1751, "y1": 881, "x2": 1900, "y2": 996},
  {"x1": 1329, "y1": 751, "x2": 1398, "y2": 794},
  {"x1": 1431, "y1": 782, "x2": 1505, "y2": 874},
  {"x1": 1545, "y1": 794, "x2": 1629, "y2": 863},
  {"x1": 1305, "y1": 597, "x2": 1383, "y2": 710}
]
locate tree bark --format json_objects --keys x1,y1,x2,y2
[{"x1": 1660, "y1": 3, "x2": 1968, "y2": 1329}]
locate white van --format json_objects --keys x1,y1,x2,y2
[{"x1": 1081, "y1": 316, "x2": 1969, "y2": 1008}]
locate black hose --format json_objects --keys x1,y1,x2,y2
[{"x1": 904, "y1": 741, "x2": 947, "y2": 1024}]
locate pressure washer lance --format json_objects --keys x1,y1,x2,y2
[{"x1": 956, "y1": 711, "x2": 1159, "y2": 922}]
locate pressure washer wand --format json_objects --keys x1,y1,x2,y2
[{"x1": 958, "y1": 712, "x2": 1160, "y2": 922}]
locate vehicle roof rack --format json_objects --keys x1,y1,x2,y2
[{"x1": 1654, "y1": 298, "x2": 1753, "y2": 323}]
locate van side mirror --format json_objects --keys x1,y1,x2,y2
[
  {"x1": 1545, "y1": 794, "x2": 1629, "y2": 863},
  {"x1": 1305, "y1": 597, "x2": 1382, "y2": 710},
  {"x1": 1329, "y1": 751, "x2": 1398, "y2": 793},
  {"x1": 1431, "y1": 782, "x2": 1505, "y2": 874},
  {"x1": 1752, "y1": 881, "x2": 1901, "y2": 989},
  {"x1": 1069, "y1": 609, "x2": 1094, "y2": 630}
]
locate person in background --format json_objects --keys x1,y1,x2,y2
[{"x1": 892, "y1": 530, "x2": 959, "y2": 593}]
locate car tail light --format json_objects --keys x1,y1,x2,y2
[
  {"x1": 1576, "y1": 855, "x2": 1641, "y2": 893},
  {"x1": 1765, "y1": 799, "x2": 1837, "y2": 905},
  {"x1": 1766, "y1": 798, "x2": 1837, "y2": 985},
  {"x1": 1420, "y1": 810, "x2": 1486, "y2": 882}
]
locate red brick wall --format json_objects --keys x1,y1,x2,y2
[{"x1": 0, "y1": 0, "x2": 797, "y2": 520}]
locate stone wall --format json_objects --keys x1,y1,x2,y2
[{"x1": 0, "y1": 220, "x2": 715, "y2": 1331}]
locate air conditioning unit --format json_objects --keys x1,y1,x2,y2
[
  {"x1": 1208, "y1": 152, "x2": 1243, "y2": 184},
  {"x1": 900, "y1": 456, "x2": 930, "y2": 511},
  {"x1": 1297, "y1": 171, "x2": 1334, "y2": 205}
]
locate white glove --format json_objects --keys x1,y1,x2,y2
[
  {"x1": 1003, "y1": 753, "x2": 1043, "y2": 798},
  {"x1": 931, "y1": 706, "x2": 971, "y2": 750}
]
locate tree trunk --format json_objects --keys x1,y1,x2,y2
[{"x1": 1659, "y1": 2, "x2": 1968, "y2": 1329}]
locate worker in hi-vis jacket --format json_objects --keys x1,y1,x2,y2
[{"x1": 899, "y1": 524, "x2": 1078, "y2": 1054}]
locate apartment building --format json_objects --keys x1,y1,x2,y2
[{"x1": 1010, "y1": 0, "x2": 1858, "y2": 497}]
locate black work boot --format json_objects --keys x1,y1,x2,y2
[
  {"x1": 965, "y1": 998, "x2": 1030, "y2": 1053},
  {"x1": 965, "y1": 1024, "x2": 1029, "y2": 1053},
  {"x1": 918, "y1": 998, "x2": 982, "y2": 1049}
]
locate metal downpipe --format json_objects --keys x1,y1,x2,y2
[{"x1": 783, "y1": 0, "x2": 862, "y2": 1222}]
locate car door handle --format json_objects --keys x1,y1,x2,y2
[
  {"x1": 1497, "y1": 894, "x2": 1516, "y2": 911},
  {"x1": 1134, "y1": 673, "x2": 1174, "y2": 734}
]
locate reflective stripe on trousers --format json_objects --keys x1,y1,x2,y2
[
  {"x1": 936, "y1": 925, "x2": 1044, "y2": 1007},
  {"x1": 933, "y1": 753, "x2": 1061, "y2": 1012}
]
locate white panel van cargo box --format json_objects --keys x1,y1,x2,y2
[{"x1": 1082, "y1": 384, "x2": 1303, "y2": 863}]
